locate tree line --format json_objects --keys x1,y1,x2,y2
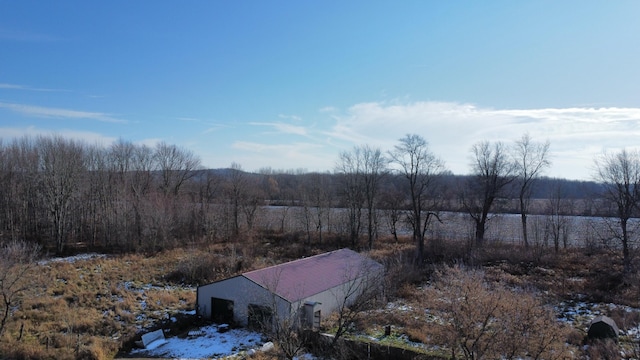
[{"x1": 0, "y1": 133, "x2": 637, "y2": 270}]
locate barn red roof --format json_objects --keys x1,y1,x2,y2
[{"x1": 242, "y1": 248, "x2": 383, "y2": 303}]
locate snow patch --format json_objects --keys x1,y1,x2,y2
[
  {"x1": 38, "y1": 253, "x2": 106, "y2": 265},
  {"x1": 129, "y1": 324, "x2": 263, "y2": 359}
]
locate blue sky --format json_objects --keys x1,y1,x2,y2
[{"x1": 2, "y1": 1, "x2": 640, "y2": 180}]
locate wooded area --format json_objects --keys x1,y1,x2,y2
[
  {"x1": 2, "y1": 134, "x2": 640, "y2": 359},
  {"x1": 0, "y1": 134, "x2": 629, "y2": 259}
]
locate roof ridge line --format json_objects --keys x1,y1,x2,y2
[{"x1": 242, "y1": 248, "x2": 351, "y2": 276}]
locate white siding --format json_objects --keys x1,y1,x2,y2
[
  {"x1": 197, "y1": 276, "x2": 292, "y2": 326},
  {"x1": 196, "y1": 256, "x2": 384, "y2": 328},
  {"x1": 295, "y1": 273, "x2": 382, "y2": 320}
]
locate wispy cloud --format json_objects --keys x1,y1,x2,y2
[
  {"x1": 278, "y1": 114, "x2": 302, "y2": 122},
  {"x1": 250, "y1": 122, "x2": 308, "y2": 136},
  {"x1": 0, "y1": 102, "x2": 126, "y2": 123},
  {"x1": 233, "y1": 141, "x2": 321, "y2": 152},
  {"x1": 177, "y1": 116, "x2": 229, "y2": 134},
  {"x1": 0, "y1": 126, "x2": 117, "y2": 145},
  {"x1": 0, "y1": 83, "x2": 69, "y2": 92},
  {"x1": 319, "y1": 106, "x2": 337, "y2": 113}
]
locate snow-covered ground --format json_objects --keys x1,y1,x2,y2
[
  {"x1": 37, "y1": 252, "x2": 107, "y2": 265},
  {"x1": 129, "y1": 324, "x2": 265, "y2": 359},
  {"x1": 557, "y1": 298, "x2": 640, "y2": 340}
]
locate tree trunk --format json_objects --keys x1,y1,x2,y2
[
  {"x1": 475, "y1": 220, "x2": 485, "y2": 247},
  {"x1": 520, "y1": 196, "x2": 529, "y2": 248},
  {"x1": 622, "y1": 219, "x2": 631, "y2": 274}
]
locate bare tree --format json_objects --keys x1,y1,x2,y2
[
  {"x1": 379, "y1": 186, "x2": 405, "y2": 243},
  {"x1": 297, "y1": 172, "x2": 334, "y2": 244},
  {"x1": 196, "y1": 170, "x2": 223, "y2": 240},
  {"x1": 226, "y1": 162, "x2": 248, "y2": 236},
  {"x1": 0, "y1": 135, "x2": 218, "y2": 251},
  {"x1": 106, "y1": 140, "x2": 137, "y2": 246},
  {"x1": 154, "y1": 142, "x2": 201, "y2": 197},
  {"x1": 335, "y1": 149, "x2": 365, "y2": 247},
  {"x1": 130, "y1": 144, "x2": 155, "y2": 247},
  {"x1": 513, "y1": 133, "x2": 551, "y2": 248},
  {"x1": 84, "y1": 145, "x2": 111, "y2": 247},
  {"x1": 0, "y1": 140, "x2": 19, "y2": 242},
  {"x1": 461, "y1": 141, "x2": 516, "y2": 246},
  {"x1": 389, "y1": 134, "x2": 445, "y2": 264},
  {"x1": 361, "y1": 146, "x2": 387, "y2": 249},
  {"x1": 241, "y1": 182, "x2": 265, "y2": 232},
  {"x1": 0, "y1": 138, "x2": 40, "y2": 244},
  {"x1": 546, "y1": 181, "x2": 574, "y2": 252},
  {"x1": 248, "y1": 266, "x2": 311, "y2": 360},
  {"x1": 257, "y1": 255, "x2": 383, "y2": 359},
  {"x1": 328, "y1": 260, "x2": 384, "y2": 346},
  {"x1": 37, "y1": 136, "x2": 86, "y2": 254},
  {"x1": 335, "y1": 145, "x2": 387, "y2": 248},
  {"x1": 0, "y1": 240, "x2": 40, "y2": 340},
  {"x1": 594, "y1": 149, "x2": 640, "y2": 274}
]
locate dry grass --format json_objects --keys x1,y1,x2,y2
[
  {"x1": 0, "y1": 249, "x2": 219, "y2": 359},
  {"x1": 344, "y1": 238, "x2": 640, "y2": 359},
  {"x1": 353, "y1": 265, "x2": 574, "y2": 360},
  {"x1": 0, "y1": 235, "x2": 338, "y2": 359},
  {"x1": 2, "y1": 231, "x2": 640, "y2": 359}
]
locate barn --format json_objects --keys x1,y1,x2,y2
[{"x1": 196, "y1": 248, "x2": 384, "y2": 329}]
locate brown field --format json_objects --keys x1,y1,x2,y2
[{"x1": 1, "y1": 228, "x2": 640, "y2": 359}]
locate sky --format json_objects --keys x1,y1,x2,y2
[{"x1": 2, "y1": 1, "x2": 640, "y2": 181}]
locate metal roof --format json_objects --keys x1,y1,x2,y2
[{"x1": 242, "y1": 248, "x2": 383, "y2": 303}]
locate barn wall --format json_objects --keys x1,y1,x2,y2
[
  {"x1": 196, "y1": 260, "x2": 383, "y2": 328},
  {"x1": 196, "y1": 276, "x2": 292, "y2": 326},
  {"x1": 296, "y1": 269, "x2": 384, "y2": 323}
]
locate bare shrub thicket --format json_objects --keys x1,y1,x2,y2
[
  {"x1": 0, "y1": 240, "x2": 40, "y2": 341},
  {"x1": 373, "y1": 244, "x2": 426, "y2": 299},
  {"x1": 423, "y1": 266, "x2": 573, "y2": 360},
  {"x1": 167, "y1": 247, "x2": 247, "y2": 284}
]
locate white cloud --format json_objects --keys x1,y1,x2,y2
[
  {"x1": 319, "y1": 106, "x2": 337, "y2": 113},
  {"x1": 0, "y1": 126, "x2": 117, "y2": 145},
  {"x1": 250, "y1": 122, "x2": 308, "y2": 136},
  {"x1": 8, "y1": 100, "x2": 637, "y2": 181},
  {"x1": 322, "y1": 101, "x2": 640, "y2": 180},
  {"x1": 0, "y1": 102, "x2": 126, "y2": 123},
  {"x1": 0, "y1": 83, "x2": 69, "y2": 92},
  {"x1": 230, "y1": 141, "x2": 331, "y2": 172},
  {"x1": 278, "y1": 114, "x2": 302, "y2": 122}
]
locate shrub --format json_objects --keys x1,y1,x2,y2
[
  {"x1": 584, "y1": 338, "x2": 620, "y2": 360},
  {"x1": 166, "y1": 248, "x2": 245, "y2": 284},
  {"x1": 424, "y1": 265, "x2": 574, "y2": 360},
  {"x1": 381, "y1": 247, "x2": 426, "y2": 300}
]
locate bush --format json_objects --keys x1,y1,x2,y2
[
  {"x1": 423, "y1": 265, "x2": 574, "y2": 360},
  {"x1": 166, "y1": 250, "x2": 237, "y2": 284},
  {"x1": 584, "y1": 338, "x2": 620, "y2": 360},
  {"x1": 380, "y1": 247, "x2": 426, "y2": 300}
]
